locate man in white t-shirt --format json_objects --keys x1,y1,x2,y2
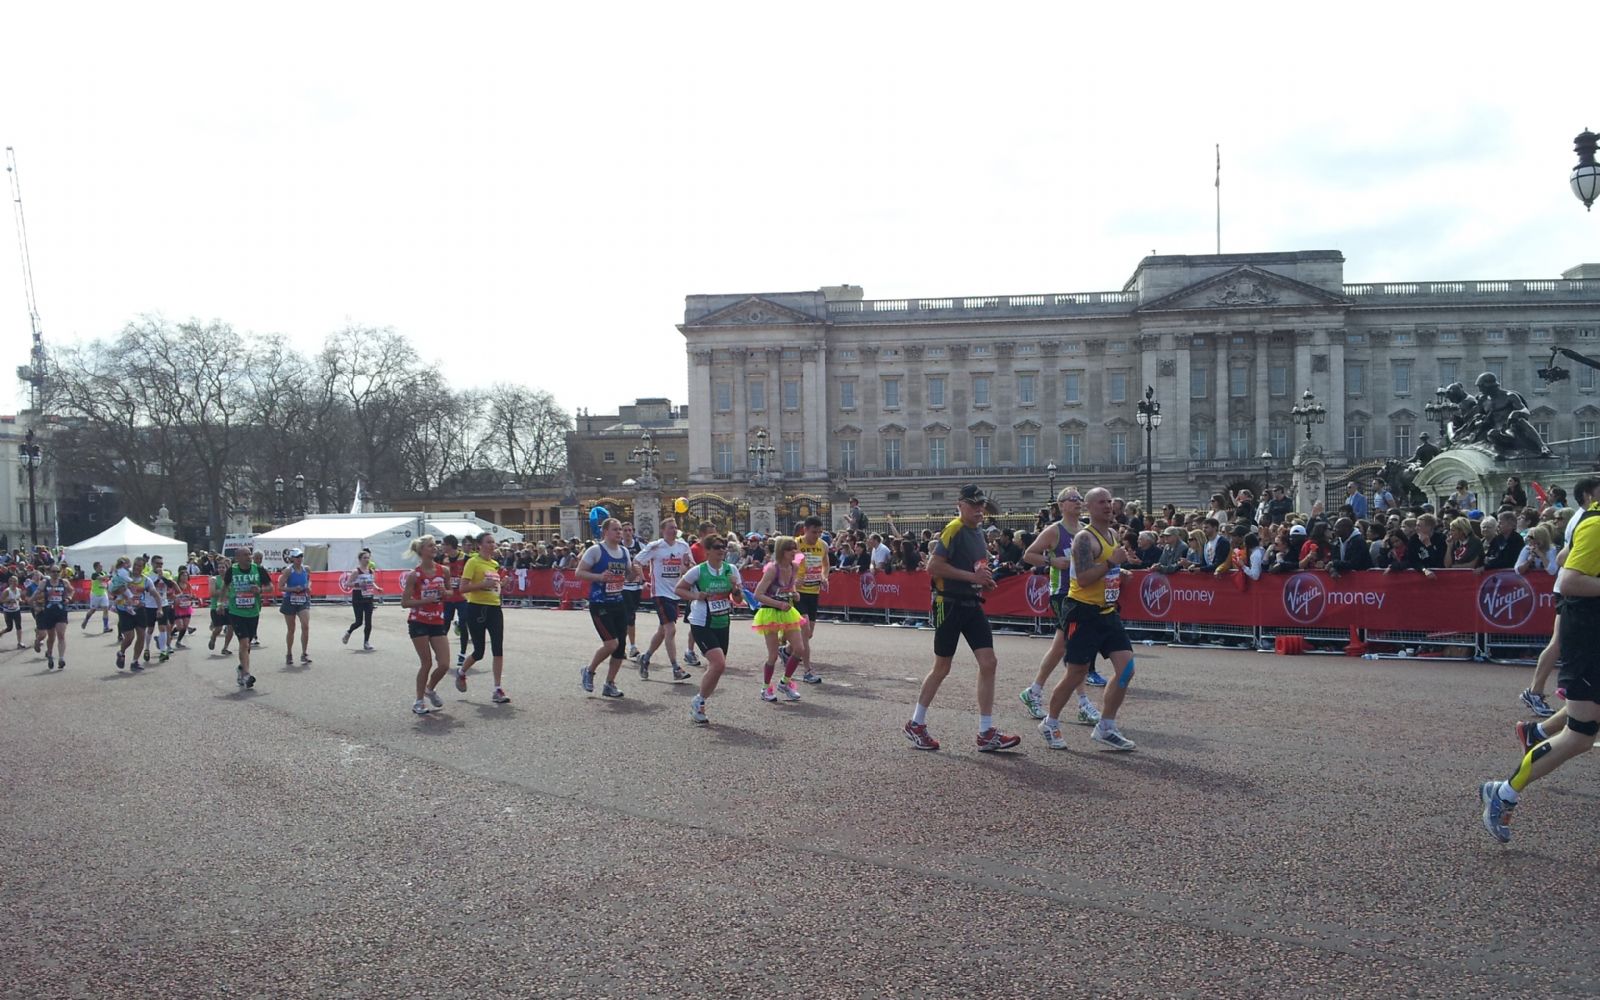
[
  {"x1": 634, "y1": 517, "x2": 694, "y2": 682},
  {"x1": 870, "y1": 533, "x2": 892, "y2": 573}
]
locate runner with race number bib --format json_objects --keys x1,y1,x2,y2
[
  {"x1": 634, "y1": 517, "x2": 694, "y2": 681},
  {"x1": 342, "y1": 550, "x2": 379, "y2": 650},
  {"x1": 402, "y1": 535, "x2": 453, "y2": 716},
  {"x1": 279, "y1": 548, "x2": 314, "y2": 665},
  {"x1": 676, "y1": 535, "x2": 738, "y2": 725},
  {"x1": 439, "y1": 535, "x2": 471, "y2": 667},
  {"x1": 576, "y1": 518, "x2": 637, "y2": 699},
  {"x1": 789, "y1": 516, "x2": 829, "y2": 685},
  {"x1": 453, "y1": 532, "x2": 510, "y2": 704},
  {"x1": 222, "y1": 547, "x2": 273, "y2": 689}
]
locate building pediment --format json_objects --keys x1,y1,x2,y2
[
  {"x1": 1136, "y1": 265, "x2": 1348, "y2": 314},
  {"x1": 1058, "y1": 418, "x2": 1088, "y2": 430},
  {"x1": 686, "y1": 296, "x2": 821, "y2": 328},
  {"x1": 923, "y1": 420, "x2": 951, "y2": 434},
  {"x1": 1389, "y1": 408, "x2": 1417, "y2": 420},
  {"x1": 836, "y1": 423, "x2": 862, "y2": 435},
  {"x1": 879, "y1": 422, "x2": 906, "y2": 435},
  {"x1": 969, "y1": 419, "x2": 997, "y2": 432},
  {"x1": 1012, "y1": 418, "x2": 1042, "y2": 431}
]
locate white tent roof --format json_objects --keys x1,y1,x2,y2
[
  {"x1": 64, "y1": 517, "x2": 187, "y2": 566},
  {"x1": 254, "y1": 516, "x2": 416, "y2": 541}
]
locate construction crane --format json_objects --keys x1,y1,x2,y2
[{"x1": 7, "y1": 146, "x2": 48, "y2": 414}]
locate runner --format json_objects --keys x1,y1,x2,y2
[
  {"x1": 1480, "y1": 494, "x2": 1600, "y2": 842},
  {"x1": 1, "y1": 574, "x2": 23, "y2": 647},
  {"x1": 903, "y1": 485, "x2": 1021, "y2": 752},
  {"x1": 752, "y1": 535, "x2": 809, "y2": 703},
  {"x1": 1020, "y1": 486, "x2": 1102, "y2": 727},
  {"x1": 207, "y1": 558, "x2": 235, "y2": 655},
  {"x1": 439, "y1": 535, "x2": 471, "y2": 667},
  {"x1": 575, "y1": 517, "x2": 637, "y2": 699},
  {"x1": 401, "y1": 534, "x2": 451, "y2": 716},
  {"x1": 279, "y1": 548, "x2": 314, "y2": 665},
  {"x1": 676, "y1": 533, "x2": 737, "y2": 724},
  {"x1": 681, "y1": 521, "x2": 720, "y2": 668},
  {"x1": 621, "y1": 521, "x2": 644, "y2": 660},
  {"x1": 1038, "y1": 487, "x2": 1139, "y2": 752},
  {"x1": 36, "y1": 563, "x2": 70, "y2": 670},
  {"x1": 157, "y1": 563, "x2": 180, "y2": 653},
  {"x1": 341, "y1": 550, "x2": 378, "y2": 650},
  {"x1": 172, "y1": 565, "x2": 195, "y2": 648},
  {"x1": 221, "y1": 546, "x2": 273, "y2": 689},
  {"x1": 789, "y1": 516, "x2": 829, "y2": 685},
  {"x1": 634, "y1": 517, "x2": 694, "y2": 681},
  {"x1": 1519, "y1": 476, "x2": 1598, "y2": 718},
  {"x1": 81, "y1": 561, "x2": 112, "y2": 633},
  {"x1": 139, "y1": 555, "x2": 172, "y2": 663},
  {"x1": 112, "y1": 557, "x2": 144, "y2": 671},
  {"x1": 452, "y1": 532, "x2": 510, "y2": 704}
]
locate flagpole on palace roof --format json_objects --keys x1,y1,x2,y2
[{"x1": 1215, "y1": 143, "x2": 1221, "y2": 255}]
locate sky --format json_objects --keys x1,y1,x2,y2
[{"x1": 4, "y1": 2, "x2": 1598, "y2": 418}]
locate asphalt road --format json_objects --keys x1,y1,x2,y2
[{"x1": 1, "y1": 606, "x2": 1595, "y2": 999}]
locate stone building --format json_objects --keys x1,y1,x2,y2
[
  {"x1": 566, "y1": 398, "x2": 691, "y2": 492},
  {"x1": 1, "y1": 414, "x2": 56, "y2": 549},
  {"x1": 679, "y1": 250, "x2": 1600, "y2": 520}
]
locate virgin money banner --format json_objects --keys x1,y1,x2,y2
[{"x1": 1122, "y1": 568, "x2": 1556, "y2": 635}]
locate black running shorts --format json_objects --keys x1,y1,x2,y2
[
  {"x1": 590, "y1": 602, "x2": 628, "y2": 658},
  {"x1": 118, "y1": 609, "x2": 140, "y2": 634},
  {"x1": 408, "y1": 621, "x2": 449, "y2": 639},
  {"x1": 623, "y1": 588, "x2": 640, "y2": 625},
  {"x1": 690, "y1": 623, "x2": 729, "y2": 655},
  {"x1": 653, "y1": 596, "x2": 680, "y2": 624},
  {"x1": 931, "y1": 597, "x2": 993, "y2": 658},
  {"x1": 228, "y1": 614, "x2": 260, "y2": 641},
  {"x1": 1558, "y1": 595, "x2": 1600, "y2": 703},
  {"x1": 1063, "y1": 600, "x2": 1133, "y2": 664},
  {"x1": 795, "y1": 592, "x2": 820, "y2": 620}
]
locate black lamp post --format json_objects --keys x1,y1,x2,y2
[
  {"x1": 1046, "y1": 461, "x2": 1057, "y2": 502},
  {"x1": 1573, "y1": 130, "x2": 1600, "y2": 211},
  {"x1": 1423, "y1": 387, "x2": 1459, "y2": 441},
  {"x1": 21, "y1": 428, "x2": 42, "y2": 546},
  {"x1": 293, "y1": 473, "x2": 306, "y2": 518},
  {"x1": 630, "y1": 431, "x2": 662, "y2": 486},
  {"x1": 1290, "y1": 389, "x2": 1327, "y2": 443},
  {"x1": 747, "y1": 429, "x2": 776, "y2": 487},
  {"x1": 1134, "y1": 385, "x2": 1162, "y2": 514},
  {"x1": 1259, "y1": 450, "x2": 1273, "y2": 496},
  {"x1": 273, "y1": 476, "x2": 285, "y2": 524}
]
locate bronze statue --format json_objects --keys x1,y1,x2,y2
[{"x1": 1439, "y1": 374, "x2": 1551, "y2": 459}]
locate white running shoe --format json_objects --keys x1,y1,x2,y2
[
  {"x1": 782, "y1": 679, "x2": 802, "y2": 702},
  {"x1": 1091, "y1": 721, "x2": 1136, "y2": 751},
  {"x1": 1019, "y1": 687, "x2": 1045, "y2": 720},
  {"x1": 760, "y1": 685, "x2": 778, "y2": 702},
  {"x1": 362, "y1": 642, "x2": 374, "y2": 651},
  {"x1": 425, "y1": 688, "x2": 443, "y2": 709},
  {"x1": 412, "y1": 699, "x2": 429, "y2": 716},
  {"x1": 1038, "y1": 719, "x2": 1069, "y2": 749},
  {"x1": 1076, "y1": 697, "x2": 1102, "y2": 726},
  {"x1": 689, "y1": 697, "x2": 708, "y2": 724}
]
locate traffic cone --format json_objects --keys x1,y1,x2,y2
[
  {"x1": 558, "y1": 592, "x2": 572, "y2": 611},
  {"x1": 1344, "y1": 626, "x2": 1367, "y2": 657}
]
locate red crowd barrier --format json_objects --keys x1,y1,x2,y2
[
  {"x1": 494, "y1": 566, "x2": 1556, "y2": 635},
  {"x1": 62, "y1": 566, "x2": 1551, "y2": 636}
]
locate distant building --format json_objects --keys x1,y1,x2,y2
[
  {"x1": 680, "y1": 251, "x2": 1600, "y2": 514},
  {"x1": 567, "y1": 398, "x2": 690, "y2": 492},
  {"x1": 1, "y1": 414, "x2": 57, "y2": 549}
]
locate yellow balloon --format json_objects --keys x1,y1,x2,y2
[{"x1": 674, "y1": 497, "x2": 689, "y2": 514}]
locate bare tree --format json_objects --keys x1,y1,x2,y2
[{"x1": 481, "y1": 384, "x2": 571, "y2": 481}]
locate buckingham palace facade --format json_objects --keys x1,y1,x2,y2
[{"x1": 678, "y1": 250, "x2": 1600, "y2": 515}]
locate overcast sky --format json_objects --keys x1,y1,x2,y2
[{"x1": 4, "y1": 2, "x2": 1596, "y2": 417}]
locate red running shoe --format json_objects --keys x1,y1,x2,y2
[
  {"x1": 903, "y1": 721, "x2": 940, "y2": 751},
  {"x1": 1515, "y1": 720, "x2": 1542, "y2": 752},
  {"x1": 976, "y1": 727, "x2": 1022, "y2": 752}
]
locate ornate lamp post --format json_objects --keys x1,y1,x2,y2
[
  {"x1": 747, "y1": 429, "x2": 776, "y2": 487},
  {"x1": 1290, "y1": 389, "x2": 1326, "y2": 443},
  {"x1": 629, "y1": 431, "x2": 662, "y2": 489},
  {"x1": 1046, "y1": 461, "x2": 1057, "y2": 503},
  {"x1": 21, "y1": 428, "x2": 42, "y2": 546},
  {"x1": 293, "y1": 473, "x2": 307, "y2": 518},
  {"x1": 1134, "y1": 385, "x2": 1162, "y2": 514},
  {"x1": 273, "y1": 476, "x2": 286, "y2": 524},
  {"x1": 1259, "y1": 450, "x2": 1273, "y2": 495},
  {"x1": 1423, "y1": 387, "x2": 1459, "y2": 441},
  {"x1": 1572, "y1": 129, "x2": 1600, "y2": 211}
]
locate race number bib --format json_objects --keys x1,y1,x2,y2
[
  {"x1": 605, "y1": 575, "x2": 625, "y2": 594},
  {"x1": 288, "y1": 592, "x2": 309, "y2": 607},
  {"x1": 803, "y1": 556, "x2": 823, "y2": 585},
  {"x1": 1104, "y1": 566, "x2": 1121, "y2": 606},
  {"x1": 421, "y1": 582, "x2": 444, "y2": 602},
  {"x1": 236, "y1": 592, "x2": 257, "y2": 609},
  {"x1": 707, "y1": 596, "x2": 731, "y2": 615},
  {"x1": 483, "y1": 572, "x2": 500, "y2": 592},
  {"x1": 661, "y1": 557, "x2": 683, "y2": 580}
]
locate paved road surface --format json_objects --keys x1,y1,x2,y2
[{"x1": 1, "y1": 607, "x2": 1594, "y2": 998}]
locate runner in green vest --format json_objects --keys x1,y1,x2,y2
[
  {"x1": 81, "y1": 562, "x2": 112, "y2": 633},
  {"x1": 220, "y1": 547, "x2": 273, "y2": 688},
  {"x1": 674, "y1": 535, "x2": 737, "y2": 725}
]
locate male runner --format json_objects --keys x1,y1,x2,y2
[
  {"x1": 621, "y1": 521, "x2": 645, "y2": 660},
  {"x1": 439, "y1": 535, "x2": 471, "y2": 667},
  {"x1": 676, "y1": 533, "x2": 738, "y2": 724},
  {"x1": 1480, "y1": 493, "x2": 1600, "y2": 841},
  {"x1": 902, "y1": 485, "x2": 1021, "y2": 752},
  {"x1": 140, "y1": 555, "x2": 171, "y2": 663},
  {"x1": 1038, "y1": 487, "x2": 1138, "y2": 751},
  {"x1": 634, "y1": 517, "x2": 693, "y2": 681},
  {"x1": 790, "y1": 515, "x2": 829, "y2": 684},
  {"x1": 682, "y1": 521, "x2": 720, "y2": 667},
  {"x1": 221, "y1": 547, "x2": 273, "y2": 688},
  {"x1": 112, "y1": 557, "x2": 144, "y2": 671},
  {"x1": 1020, "y1": 487, "x2": 1101, "y2": 726},
  {"x1": 1519, "y1": 477, "x2": 1598, "y2": 717},
  {"x1": 576, "y1": 517, "x2": 637, "y2": 698},
  {"x1": 81, "y1": 561, "x2": 112, "y2": 633}
]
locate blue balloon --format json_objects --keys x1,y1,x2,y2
[{"x1": 588, "y1": 505, "x2": 609, "y2": 536}]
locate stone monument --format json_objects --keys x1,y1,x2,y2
[
  {"x1": 1413, "y1": 372, "x2": 1556, "y2": 506},
  {"x1": 558, "y1": 471, "x2": 581, "y2": 540}
]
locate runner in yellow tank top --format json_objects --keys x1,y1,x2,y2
[
  {"x1": 790, "y1": 516, "x2": 829, "y2": 684},
  {"x1": 1040, "y1": 487, "x2": 1140, "y2": 752}
]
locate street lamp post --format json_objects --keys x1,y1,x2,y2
[
  {"x1": 1134, "y1": 385, "x2": 1162, "y2": 514},
  {"x1": 747, "y1": 429, "x2": 776, "y2": 487},
  {"x1": 273, "y1": 476, "x2": 285, "y2": 524},
  {"x1": 293, "y1": 473, "x2": 306, "y2": 519},
  {"x1": 630, "y1": 431, "x2": 662, "y2": 488},
  {"x1": 1289, "y1": 389, "x2": 1327, "y2": 443},
  {"x1": 1572, "y1": 129, "x2": 1600, "y2": 211},
  {"x1": 1423, "y1": 387, "x2": 1459, "y2": 441},
  {"x1": 1259, "y1": 450, "x2": 1273, "y2": 496},
  {"x1": 21, "y1": 428, "x2": 42, "y2": 547},
  {"x1": 1046, "y1": 461, "x2": 1057, "y2": 504}
]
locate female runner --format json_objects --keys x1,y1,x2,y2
[
  {"x1": 172, "y1": 566, "x2": 196, "y2": 648},
  {"x1": 279, "y1": 548, "x2": 314, "y2": 664},
  {"x1": 402, "y1": 535, "x2": 452, "y2": 716},
  {"x1": 37, "y1": 564, "x2": 71, "y2": 670},
  {"x1": 1, "y1": 575, "x2": 23, "y2": 647},
  {"x1": 342, "y1": 550, "x2": 378, "y2": 650},
  {"x1": 751, "y1": 535, "x2": 810, "y2": 702},
  {"x1": 675, "y1": 532, "x2": 737, "y2": 724}
]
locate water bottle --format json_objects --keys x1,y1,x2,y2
[
  {"x1": 1142, "y1": 639, "x2": 1155, "y2": 646},
  {"x1": 1362, "y1": 653, "x2": 1380, "y2": 660}
]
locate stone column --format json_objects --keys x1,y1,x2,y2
[
  {"x1": 1327, "y1": 334, "x2": 1347, "y2": 459},
  {"x1": 688, "y1": 349, "x2": 713, "y2": 476},
  {"x1": 801, "y1": 346, "x2": 823, "y2": 472},
  {"x1": 1254, "y1": 336, "x2": 1270, "y2": 458},
  {"x1": 1169, "y1": 343, "x2": 1189, "y2": 462},
  {"x1": 1214, "y1": 337, "x2": 1230, "y2": 456},
  {"x1": 153, "y1": 504, "x2": 176, "y2": 538},
  {"x1": 632, "y1": 488, "x2": 661, "y2": 543},
  {"x1": 747, "y1": 485, "x2": 778, "y2": 538}
]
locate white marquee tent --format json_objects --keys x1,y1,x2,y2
[
  {"x1": 252, "y1": 512, "x2": 519, "y2": 571},
  {"x1": 64, "y1": 517, "x2": 187, "y2": 570}
]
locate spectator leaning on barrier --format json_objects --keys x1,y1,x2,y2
[
  {"x1": 1516, "y1": 525, "x2": 1560, "y2": 577},
  {"x1": 1326, "y1": 518, "x2": 1373, "y2": 576},
  {"x1": 1482, "y1": 511, "x2": 1525, "y2": 571},
  {"x1": 1154, "y1": 527, "x2": 1189, "y2": 574},
  {"x1": 1445, "y1": 517, "x2": 1484, "y2": 569},
  {"x1": 1133, "y1": 531, "x2": 1162, "y2": 569},
  {"x1": 1390, "y1": 513, "x2": 1445, "y2": 578}
]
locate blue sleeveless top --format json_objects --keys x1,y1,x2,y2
[{"x1": 587, "y1": 544, "x2": 630, "y2": 604}]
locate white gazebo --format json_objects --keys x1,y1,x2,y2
[{"x1": 63, "y1": 517, "x2": 187, "y2": 570}]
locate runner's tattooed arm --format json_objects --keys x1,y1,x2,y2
[{"x1": 1071, "y1": 529, "x2": 1110, "y2": 587}]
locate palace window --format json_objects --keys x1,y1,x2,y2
[
  {"x1": 1062, "y1": 372, "x2": 1082, "y2": 405},
  {"x1": 927, "y1": 376, "x2": 946, "y2": 407},
  {"x1": 747, "y1": 379, "x2": 766, "y2": 413},
  {"x1": 973, "y1": 435, "x2": 992, "y2": 467}
]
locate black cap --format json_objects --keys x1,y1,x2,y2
[{"x1": 958, "y1": 484, "x2": 1000, "y2": 514}]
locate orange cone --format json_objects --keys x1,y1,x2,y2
[{"x1": 1344, "y1": 625, "x2": 1367, "y2": 656}]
